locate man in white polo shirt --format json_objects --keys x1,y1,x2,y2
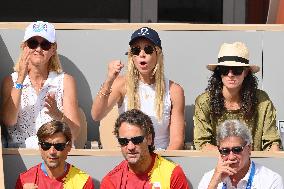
[{"x1": 198, "y1": 119, "x2": 283, "y2": 189}]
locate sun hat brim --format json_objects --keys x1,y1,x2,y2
[{"x1": 207, "y1": 62, "x2": 260, "y2": 73}]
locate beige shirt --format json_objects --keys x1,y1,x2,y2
[{"x1": 193, "y1": 89, "x2": 281, "y2": 150}]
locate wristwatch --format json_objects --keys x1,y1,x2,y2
[{"x1": 14, "y1": 83, "x2": 24, "y2": 90}]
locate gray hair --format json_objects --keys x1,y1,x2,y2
[{"x1": 217, "y1": 120, "x2": 253, "y2": 145}]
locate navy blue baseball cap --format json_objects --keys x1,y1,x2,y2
[{"x1": 129, "y1": 27, "x2": 162, "y2": 49}]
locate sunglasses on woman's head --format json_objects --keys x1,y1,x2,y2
[
  {"x1": 39, "y1": 141, "x2": 69, "y2": 151},
  {"x1": 117, "y1": 136, "x2": 145, "y2": 146},
  {"x1": 218, "y1": 144, "x2": 246, "y2": 156},
  {"x1": 131, "y1": 45, "x2": 155, "y2": 56},
  {"x1": 217, "y1": 66, "x2": 245, "y2": 76},
  {"x1": 26, "y1": 38, "x2": 52, "y2": 51}
]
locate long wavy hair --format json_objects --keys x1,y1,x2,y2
[
  {"x1": 206, "y1": 67, "x2": 258, "y2": 119},
  {"x1": 13, "y1": 42, "x2": 62, "y2": 73},
  {"x1": 126, "y1": 46, "x2": 165, "y2": 121}
]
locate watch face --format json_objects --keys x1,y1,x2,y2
[{"x1": 15, "y1": 83, "x2": 24, "y2": 89}]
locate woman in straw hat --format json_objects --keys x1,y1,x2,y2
[
  {"x1": 91, "y1": 27, "x2": 185, "y2": 150},
  {"x1": 0, "y1": 21, "x2": 81, "y2": 148},
  {"x1": 194, "y1": 41, "x2": 281, "y2": 151}
]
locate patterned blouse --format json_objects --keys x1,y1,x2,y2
[{"x1": 8, "y1": 71, "x2": 64, "y2": 148}]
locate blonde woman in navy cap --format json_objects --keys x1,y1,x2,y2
[
  {"x1": 0, "y1": 21, "x2": 81, "y2": 148},
  {"x1": 194, "y1": 42, "x2": 281, "y2": 151},
  {"x1": 92, "y1": 27, "x2": 185, "y2": 150}
]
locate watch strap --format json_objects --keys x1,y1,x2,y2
[{"x1": 14, "y1": 83, "x2": 24, "y2": 89}]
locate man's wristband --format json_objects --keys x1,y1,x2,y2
[{"x1": 14, "y1": 83, "x2": 24, "y2": 90}]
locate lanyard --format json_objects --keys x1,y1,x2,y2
[
  {"x1": 41, "y1": 162, "x2": 68, "y2": 176},
  {"x1": 222, "y1": 161, "x2": 255, "y2": 189}
]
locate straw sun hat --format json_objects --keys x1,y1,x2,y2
[{"x1": 207, "y1": 42, "x2": 260, "y2": 73}]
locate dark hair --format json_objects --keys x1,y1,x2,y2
[
  {"x1": 37, "y1": 120, "x2": 72, "y2": 143},
  {"x1": 114, "y1": 109, "x2": 155, "y2": 152},
  {"x1": 207, "y1": 68, "x2": 258, "y2": 119}
]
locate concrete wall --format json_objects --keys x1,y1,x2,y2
[{"x1": 1, "y1": 26, "x2": 284, "y2": 145}]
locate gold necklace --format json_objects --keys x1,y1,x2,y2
[
  {"x1": 141, "y1": 84, "x2": 154, "y2": 100},
  {"x1": 142, "y1": 88, "x2": 150, "y2": 99},
  {"x1": 225, "y1": 100, "x2": 240, "y2": 110},
  {"x1": 31, "y1": 80, "x2": 45, "y2": 92}
]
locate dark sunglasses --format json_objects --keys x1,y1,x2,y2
[
  {"x1": 131, "y1": 45, "x2": 155, "y2": 56},
  {"x1": 117, "y1": 136, "x2": 145, "y2": 146},
  {"x1": 218, "y1": 144, "x2": 246, "y2": 156},
  {"x1": 39, "y1": 141, "x2": 70, "y2": 151},
  {"x1": 26, "y1": 39, "x2": 52, "y2": 51},
  {"x1": 217, "y1": 66, "x2": 245, "y2": 76}
]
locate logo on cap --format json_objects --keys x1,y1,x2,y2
[
  {"x1": 138, "y1": 27, "x2": 150, "y2": 36},
  {"x1": 33, "y1": 23, "x2": 47, "y2": 33}
]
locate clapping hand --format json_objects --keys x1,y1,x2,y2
[
  {"x1": 18, "y1": 47, "x2": 31, "y2": 81},
  {"x1": 44, "y1": 93, "x2": 62, "y2": 121}
]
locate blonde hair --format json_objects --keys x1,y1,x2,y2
[
  {"x1": 13, "y1": 42, "x2": 62, "y2": 73},
  {"x1": 126, "y1": 46, "x2": 165, "y2": 121}
]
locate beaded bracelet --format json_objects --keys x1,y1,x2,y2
[
  {"x1": 61, "y1": 112, "x2": 65, "y2": 122},
  {"x1": 57, "y1": 111, "x2": 65, "y2": 123},
  {"x1": 97, "y1": 85, "x2": 112, "y2": 98}
]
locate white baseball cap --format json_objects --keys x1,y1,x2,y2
[{"x1": 23, "y1": 21, "x2": 56, "y2": 43}]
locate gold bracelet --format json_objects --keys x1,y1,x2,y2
[
  {"x1": 60, "y1": 112, "x2": 65, "y2": 122},
  {"x1": 97, "y1": 85, "x2": 112, "y2": 98}
]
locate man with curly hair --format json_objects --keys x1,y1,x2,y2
[
  {"x1": 194, "y1": 42, "x2": 281, "y2": 151},
  {"x1": 100, "y1": 109, "x2": 189, "y2": 189}
]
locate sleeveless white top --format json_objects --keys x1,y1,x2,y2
[
  {"x1": 118, "y1": 78, "x2": 171, "y2": 149},
  {"x1": 8, "y1": 71, "x2": 64, "y2": 148}
]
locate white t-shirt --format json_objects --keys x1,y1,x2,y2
[
  {"x1": 118, "y1": 78, "x2": 171, "y2": 149},
  {"x1": 198, "y1": 161, "x2": 284, "y2": 189},
  {"x1": 8, "y1": 71, "x2": 64, "y2": 148}
]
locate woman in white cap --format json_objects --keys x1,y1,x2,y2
[
  {"x1": 0, "y1": 21, "x2": 80, "y2": 148},
  {"x1": 91, "y1": 27, "x2": 185, "y2": 150},
  {"x1": 194, "y1": 41, "x2": 281, "y2": 151}
]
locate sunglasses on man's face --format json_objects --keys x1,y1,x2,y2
[
  {"x1": 131, "y1": 45, "x2": 155, "y2": 56},
  {"x1": 218, "y1": 144, "x2": 246, "y2": 156},
  {"x1": 26, "y1": 39, "x2": 52, "y2": 51},
  {"x1": 39, "y1": 141, "x2": 69, "y2": 151},
  {"x1": 117, "y1": 136, "x2": 145, "y2": 146},
  {"x1": 217, "y1": 66, "x2": 245, "y2": 76}
]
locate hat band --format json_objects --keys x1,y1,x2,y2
[{"x1": 218, "y1": 56, "x2": 249, "y2": 64}]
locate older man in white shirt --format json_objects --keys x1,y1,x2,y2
[{"x1": 198, "y1": 119, "x2": 283, "y2": 189}]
